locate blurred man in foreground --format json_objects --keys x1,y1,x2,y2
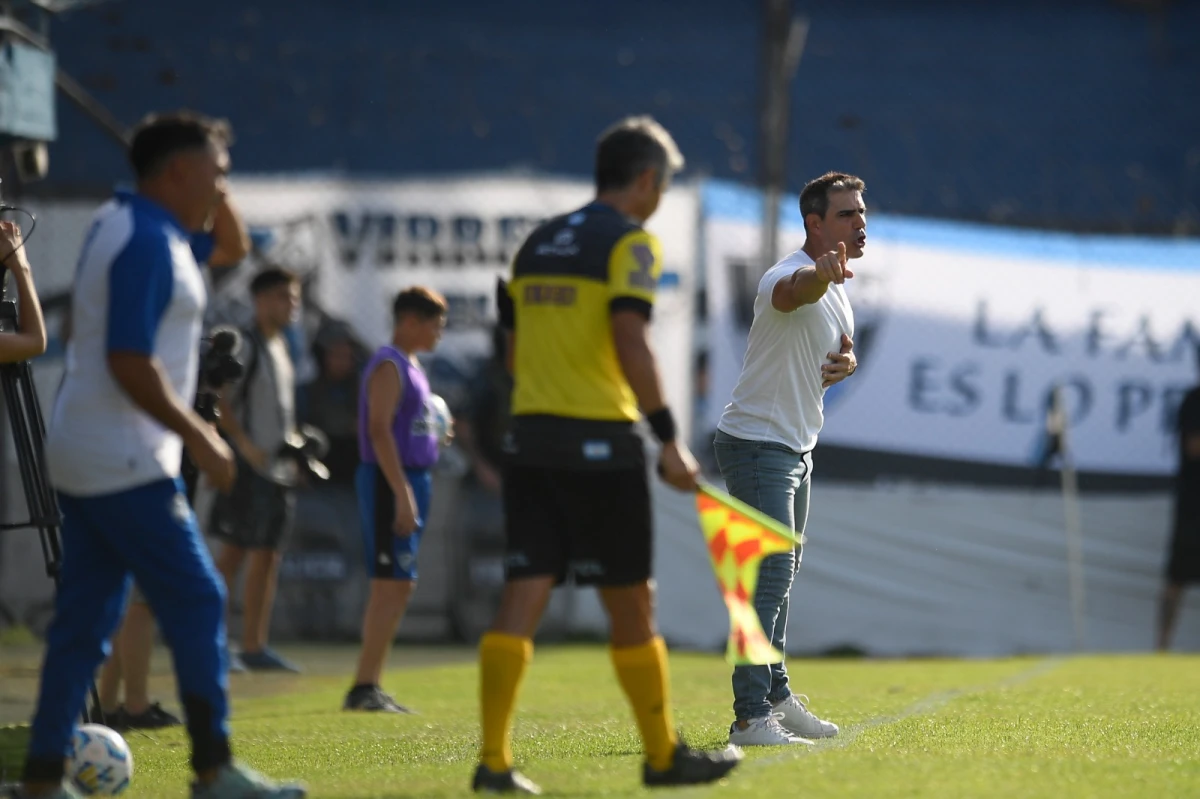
[
  {"x1": 93, "y1": 191, "x2": 250, "y2": 727},
  {"x1": 17, "y1": 111, "x2": 303, "y2": 799}
]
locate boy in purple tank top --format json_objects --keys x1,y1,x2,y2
[{"x1": 344, "y1": 287, "x2": 448, "y2": 713}]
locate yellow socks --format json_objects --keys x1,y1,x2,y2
[
  {"x1": 611, "y1": 636, "x2": 679, "y2": 772},
  {"x1": 480, "y1": 633, "x2": 678, "y2": 773},
  {"x1": 479, "y1": 632, "x2": 533, "y2": 773}
]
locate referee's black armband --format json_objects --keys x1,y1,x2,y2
[
  {"x1": 609, "y1": 296, "x2": 653, "y2": 320},
  {"x1": 496, "y1": 277, "x2": 515, "y2": 331},
  {"x1": 646, "y1": 408, "x2": 676, "y2": 444}
]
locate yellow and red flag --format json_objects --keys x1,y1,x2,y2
[{"x1": 696, "y1": 484, "x2": 802, "y2": 666}]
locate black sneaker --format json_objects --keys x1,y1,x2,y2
[
  {"x1": 471, "y1": 764, "x2": 542, "y2": 795},
  {"x1": 123, "y1": 702, "x2": 182, "y2": 730},
  {"x1": 643, "y1": 742, "x2": 743, "y2": 787},
  {"x1": 87, "y1": 704, "x2": 128, "y2": 731},
  {"x1": 342, "y1": 685, "x2": 414, "y2": 714}
]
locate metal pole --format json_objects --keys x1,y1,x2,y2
[
  {"x1": 758, "y1": 0, "x2": 807, "y2": 273},
  {"x1": 1054, "y1": 384, "x2": 1087, "y2": 652},
  {"x1": 55, "y1": 69, "x2": 129, "y2": 147}
]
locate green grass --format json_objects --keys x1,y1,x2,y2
[
  {"x1": 10, "y1": 648, "x2": 1200, "y2": 797},
  {"x1": 0, "y1": 625, "x2": 38, "y2": 647}
]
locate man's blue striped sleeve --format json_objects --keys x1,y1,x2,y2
[{"x1": 107, "y1": 232, "x2": 174, "y2": 355}]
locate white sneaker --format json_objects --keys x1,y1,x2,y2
[
  {"x1": 773, "y1": 693, "x2": 839, "y2": 739},
  {"x1": 728, "y1": 713, "x2": 815, "y2": 747}
]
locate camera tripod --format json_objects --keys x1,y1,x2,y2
[{"x1": 0, "y1": 279, "x2": 104, "y2": 725}]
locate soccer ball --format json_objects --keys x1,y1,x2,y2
[
  {"x1": 66, "y1": 724, "x2": 132, "y2": 796},
  {"x1": 429, "y1": 393, "x2": 453, "y2": 446}
]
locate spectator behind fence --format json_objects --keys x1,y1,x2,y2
[
  {"x1": 455, "y1": 322, "x2": 512, "y2": 496},
  {"x1": 303, "y1": 322, "x2": 366, "y2": 485},
  {"x1": 210, "y1": 267, "x2": 304, "y2": 673},
  {"x1": 1157, "y1": 346, "x2": 1200, "y2": 651}
]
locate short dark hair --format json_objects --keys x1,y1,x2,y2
[
  {"x1": 799, "y1": 172, "x2": 866, "y2": 232},
  {"x1": 393, "y1": 286, "x2": 448, "y2": 321},
  {"x1": 128, "y1": 111, "x2": 233, "y2": 180},
  {"x1": 250, "y1": 266, "x2": 299, "y2": 296},
  {"x1": 595, "y1": 115, "x2": 685, "y2": 193}
]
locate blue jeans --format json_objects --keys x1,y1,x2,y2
[{"x1": 713, "y1": 430, "x2": 812, "y2": 721}]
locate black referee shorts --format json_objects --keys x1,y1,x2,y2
[{"x1": 502, "y1": 463, "x2": 653, "y2": 587}]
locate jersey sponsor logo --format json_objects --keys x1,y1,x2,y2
[
  {"x1": 628, "y1": 242, "x2": 657, "y2": 290},
  {"x1": 581, "y1": 440, "x2": 613, "y2": 461},
  {"x1": 569, "y1": 559, "x2": 606, "y2": 578},
  {"x1": 534, "y1": 227, "x2": 581, "y2": 257},
  {"x1": 522, "y1": 283, "x2": 577, "y2": 306}
]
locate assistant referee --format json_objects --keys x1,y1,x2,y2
[{"x1": 471, "y1": 116, "x2": 742, "y2": 795}]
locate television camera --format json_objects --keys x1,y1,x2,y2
[{"x1": 183, "y1": 327, "x2": 329, "y2": 501}]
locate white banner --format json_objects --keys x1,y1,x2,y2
[
  {"x1": 703, "y1": 181, "x2": 1200, "y2": 477},
  {"x1": 3, "y1": 178, "x2": 700, "y2": 631},
  {"x1": 230, "y1": 175, "x2": 699, "y2": 439}
]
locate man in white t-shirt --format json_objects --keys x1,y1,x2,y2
[{"x1": 715, "y1": 172, "x2": 865, "y2": 747}]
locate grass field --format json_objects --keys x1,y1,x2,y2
[{"x1": 3, "y1": 646, "x2": 1200, "y2": 798}]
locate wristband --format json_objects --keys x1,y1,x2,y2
[{"x1": 646, "y1": 408, "x2": 676, "y2": 444}]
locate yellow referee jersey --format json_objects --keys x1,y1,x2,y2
[{"x1": 507, "y1": 202, "x2": 662, "y2": 424}]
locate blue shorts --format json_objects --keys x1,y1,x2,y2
[{"x1": 356, "y1": 463, "x2": 432, "y2": 581}]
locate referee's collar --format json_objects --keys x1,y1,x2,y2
[
  {"x1": 582, "y1": 200, "x2": 633, "y2": 223},
  {"x1": 114, "y1": 189, "x2": 189, "y2": 236}
]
